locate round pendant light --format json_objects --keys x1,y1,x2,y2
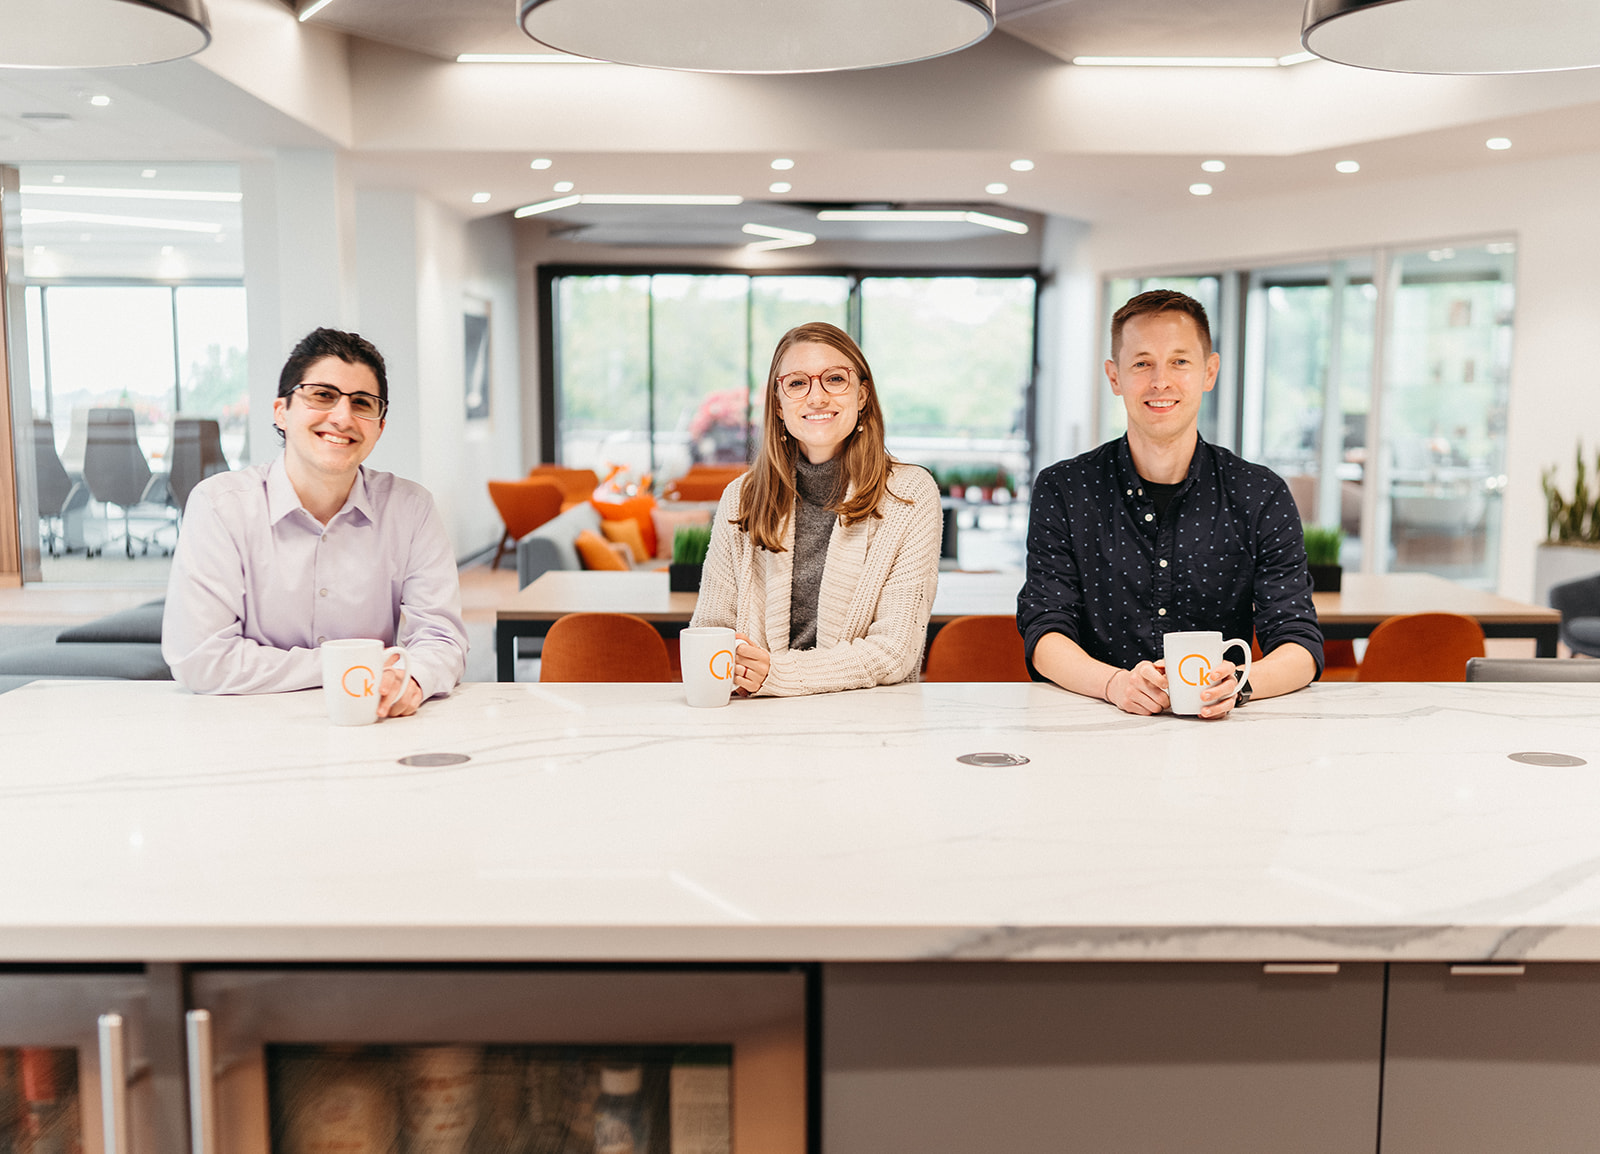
[
  {"x1": 520, "y1": 0, "x2": 995, "y2": 73},
  {"x1": 0, "y1": 0, "x2": 210, "y2": 68},
  {"x1": 1304, "y1": 0, "x2": 1600, "y2": 74}
]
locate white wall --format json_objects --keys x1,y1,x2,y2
[
  {"x1": 1086, "y1": 149, "x2": 1600, "y2": 602},
  {"x1": 1034, "y1": 214, "x2": 1095, "y2": 475}
]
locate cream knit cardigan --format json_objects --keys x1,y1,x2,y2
[{"x1": 690, "y1": 462, "x2": 942, "y2": 696}]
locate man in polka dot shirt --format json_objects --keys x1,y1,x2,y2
[{"x1": 1018, "y1": 289, "x2": 1323, "y2": 718}]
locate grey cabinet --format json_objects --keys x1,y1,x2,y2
[
  {"x1": 1382, "y1": 963, "x2": 1600, "y2": 1153},
  {"x1": 824, "y1": 961, "x2": 1384, "y2": 1154}
]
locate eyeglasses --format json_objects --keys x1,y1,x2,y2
[
  {"x1": 776, "y1": 365, "x2": 856, "y2": 400},
  {"x1": 292, "y1": 383, "x2": 388, "y2": 421}
]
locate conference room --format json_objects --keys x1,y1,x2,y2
[{"x1": 3, "y1": 1, "x2": 1600, "y2": 1152}]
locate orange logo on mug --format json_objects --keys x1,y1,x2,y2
[
  {"x1": 710, "y1": 649, "x2": 734, "y2": 681},
  {"x1": 1177, "y1": 653, "x2": 1211, "y2": 687},
  {"x1": 341, "y1": 664, "x2": 376, "y2": 698}
]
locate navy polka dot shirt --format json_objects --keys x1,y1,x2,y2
[{"x1": 1018, "y1": 435, "x2": 1325, "y2": 679}]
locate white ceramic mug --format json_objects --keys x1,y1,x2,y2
[
  {"x1": 680, "y1": 626, "x2": 736, "y2": 708},
  {"x1": 321, "y1": 638, "x2": 409, "y2": 725},
  {"x1": 1162, "y1": 630, "x2": 1252, "y2": 716}
]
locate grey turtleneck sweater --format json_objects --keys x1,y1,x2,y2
[{"x1": 789, "y1": 454, "x2": 844, "y2": 650}]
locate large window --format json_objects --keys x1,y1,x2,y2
[
  {"x1": 1101, "y1": 238, "x2": 1515, "y2": 589},
  {"x1": 27, "y1": 283, "x2": 249, "y2": 470},
  {"x1": 549, "y1": 271, "x2": 1037, "y2": 485}
]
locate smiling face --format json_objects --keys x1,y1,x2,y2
[
  {"x1": 776, "y1": 340, "x2": 866, "y2": 464},
  {"x1": 1105, "y1": 310, "x2": 1220, "y2": 451},
  {"x1": 273, "y1": 355, "x2": 385, "y2": 486}
]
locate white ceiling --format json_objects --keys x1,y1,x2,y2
[{"x1": 5, "y1": 0, "x2": 1600, "y2": 261}]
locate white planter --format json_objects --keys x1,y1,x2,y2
[{"x1": 1534, "y1": 543, "x2": 1600, "y2": 606}]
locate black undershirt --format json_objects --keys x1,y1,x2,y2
[{"x1": 1143, "y1": 479, "x2": 1182, "y2": 522}]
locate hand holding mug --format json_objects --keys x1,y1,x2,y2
[
  {"x1": 377, "y1": 653, "x2": 423, "y2": 718},
  {"x1": 1162, "y1": 631, "x2": 1252, "y2": 719},
  {"x1": 1105, "y1": 660, "x2": 1169, "y2": 715},
  {"x1": 733, "y1": 634, "x2": 771, "y2": 696}
]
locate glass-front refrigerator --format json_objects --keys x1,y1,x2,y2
[{"x1": 187, "y1": 967, "x2": 808, "y2": 1154}]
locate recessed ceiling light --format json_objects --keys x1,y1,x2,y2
[
  {"x1": 1009, "y1": 159, "x2": 1034, "y2": 172},
  {"x1": 985, "y1": 182, "x2": 1008, "y2": 195},
  {"x1": 1189, "y1": 183, "x2": 1213, "y2": 196},
  {"x1": 1201, "y1": 159, "x2": 1226, "y2": 173},
  {"x1": 768, "y1": 181, "x2": 791, "y2": 194},
  {"x1": 141, "y1": 169, "x2": 156, "y2": 179},
  {"x1": 530, "y1": 158, "x2": 553, "y2": 170},
  {"x1": 471, "y1": 192, "x2": 491, "y2": 204},
  {"x1": 770, "y1": 158, "x2": 794, "y2": 171},
  {"x1": 1486, "y1": 137, "x2": 1512, "y2": 150},
  {"x1": 31, "y1": 245, "x2": 42, "y2": 254},
  {"x1": 1335, "y1": 160, "x2": 1361, "y2": 173},
  {"x1": 51, "y1": 174, "x2": 64, "y2": 183},
  {"x1": 89, "y1": 95, "x2": 111, "y2": 107},
  {"x1": 160, "y1": 245, "x2": 174, "y2": 255},
  {"x1": 553, "y1": 181, "x2": 575, "y2": 193}
]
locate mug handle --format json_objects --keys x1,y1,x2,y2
[
  {"x1": 1221, "y1": 638, "x2": 1253, "y2": 698},
  {"x1": 378, "y1": 645, "x2": 410, "y2": 712}
]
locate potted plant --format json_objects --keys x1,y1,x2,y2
[
  {"x1": 670, "y1": 524, "x2": 712, "y2": 593},
  {"x1": 1304, "y1": 525, "x2": 1343, "y2": 592},
  {"x1": 1537, "y1": 443, "x2": 1600, "y2": 603}
]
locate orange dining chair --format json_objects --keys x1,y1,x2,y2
[
  {"x1": 1320, "y1": 639, "x2": 1360, "y2": 681},
  {"x1": 923, "y1": 615, "x2": 1031, "y2": 682},
  {"x1": 1356, "y1": 612, "x2": 1485, "y2": 682},
  {"x1": 527, "y1": 465, "x2": 601, "y2": 510},
  {"x1": 539, "y1": 613, "x2": 675, "y2": 683},
  {"x1": 487, "y1": 479, "x2": 565, "y2": 569},
  {"x1": 662, "y1": 465, "x2": 747, "y2": 502}
]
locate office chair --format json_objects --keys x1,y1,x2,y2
[
  {"x1": 31, "y1": 419, "x2": 88, "y2": 557},
  {"x1": 1357, "y1": 613, "x2": 1485, "y2": 681},
  {"x1": 167, "y1": 417, "x2": 231, "y2": 517},
  {"x1": 1547, "y1": 573, "x2": 1600, "y2": 658},
  {"x1": 924, "y1": 615, "x2": 1031, "y2": 682},
  {"x1": 539, "y1": 613, "x2": 674, "y2": 682},
  {"x1": 81, "y1": 408, "x2": 166, "y2": 558},
  {"x1": 488, "y1": 479, "x2": 565, "y2": 569},
  {"x1": 1465, "y1": 657, "x2": 1600, "y2": 682}
]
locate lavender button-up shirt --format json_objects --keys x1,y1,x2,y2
[{"x1": 162, "y1": 458, "x2": 468, "y2": 700}]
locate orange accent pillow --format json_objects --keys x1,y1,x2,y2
[
  {"x1": 592, "y1": 494, "x2": 658, "y2": 557},
  {"x1": 600, "y1": 518, "x2": 650, "y2": 564},
  {"x1": 574, "y1": 529, "x2": 628, "y2": 571}
]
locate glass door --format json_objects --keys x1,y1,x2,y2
[{"x1": 1375, "y1": 242, "x2": 1515, "y2": 586}]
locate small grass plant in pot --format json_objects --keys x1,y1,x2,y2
[
  {"x1": 670, "y1": 524, "x2": 712, "y2": 593},
  {"x1": 1303, "y1": 525, "x2": 1343, "y2": 593}
]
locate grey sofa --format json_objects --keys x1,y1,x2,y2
[
  {"x1": 516, "y1": 501, "x2": 605, "y2": 589},
  {"x1": 0, "y1": 599, "x2": 170, "y2": 693}
]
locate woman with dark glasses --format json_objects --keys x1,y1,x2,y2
[{"x1": 690, "y1": 322, "x2": 941, "y2": 696}]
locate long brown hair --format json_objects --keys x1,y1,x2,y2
[{"x1": 734, "y1": 322, "x2": 907, "y2": 552}]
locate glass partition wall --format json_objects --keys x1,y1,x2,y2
[
  {"x1": 548, "y1": 270, "x2": 1037, "y2": 486},
  {"x1": 1102, "y1": 239, "x2": 1514, "y2": 589}
]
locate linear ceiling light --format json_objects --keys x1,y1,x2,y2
[
  {"x1": 297, "y1": 0, "x2": 334, "y2": 20},
  {"x1": 21, "y1": 209, "x2": 221, "y2": 233},
  {"x1": 0, "y1": 0, "x2": 210, "y2": 67},
  {"x1": 456, "y1": 53, "x2": 600, "y2": 63},
  {"x1": 520, "y1": 0, "x2": 994, "y2": 73},
  {"x1": 1073, "y1": 53, "x2": 1315, "y2": 67},
  {"x1": 742, "y1": 223, "x2": 816, "y2": 252},
  {"x1": 21, "y1": 185, "x2": 241, "y2": 202},
  {"x1": 513, "y1": 193, "x2": 744, "y2": 218},
  {"x1": 815, "y1": 209, "x2": 1029, "y2": 235},
  {"x1": 1303, "y1": 0, "x2": 1600, "y2": 73}
]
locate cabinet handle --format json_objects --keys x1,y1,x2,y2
[
  {"x1": 1262, "y1": 963, "x2": 1340, "y2": 974},
  {"x1": 186, "y1": 1010, "x2": 217, "y2": 1154},
  {"x1": 1449, "y1": 963, "x2": 1527, "y2": 976},
  {"x1": 98, "y1": 1013, "x2": 129, "y2": 1154}
]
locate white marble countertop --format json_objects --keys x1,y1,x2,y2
[{"x1": 3, "y1": 679, "x2": 1600, "y2": 963}]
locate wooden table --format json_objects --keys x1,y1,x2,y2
[
  {"x1": 1314, "y1": 572, "x2": 1560, "y2": 656},
  {"x1": 497, "y1": 569, "x2": 1562, "y2": 679},
  {"x1": 495, "y1": 569, "x2": 1026, "y2": 680}
]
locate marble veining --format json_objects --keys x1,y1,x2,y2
[{"x1": 3, "y1": 679, "x2": 1600, "y2": 962}]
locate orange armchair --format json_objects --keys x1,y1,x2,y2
[
  {"x1": 1357, "y1": 612, "x2": 1485, "y2": 681},
  {"x1": 487, "y1": 479, "x2": 565, "y2": 570},
  {"x1": 924, "y1": 615, "x2": 1031, "y2": 682},
  {"x1": 662, "y1": 465, "x2": 746, "y2": 503},
  {"x1": 527, "y1": 465, "x2": 601, "y2": 510},
  {"x1": 539, "y1": 613, "x2": 675, "y2": 682}
]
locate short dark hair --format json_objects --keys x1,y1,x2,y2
[
  {"x1": 277, "y1": 328, "x2": 388, "y2": 404},
  {"x1": 1110, "y1": 290, "x2": 1213, "y2": 359}
]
